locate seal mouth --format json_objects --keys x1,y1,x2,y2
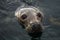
[{"x1": 28, "y1": 31, "x2": 42, "y2": 38}]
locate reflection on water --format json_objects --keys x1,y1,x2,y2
[{"x1": 49, "y1": 17, "x2": 60, "y2": 25}]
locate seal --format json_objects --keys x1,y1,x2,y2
[{"x1": 15, "y1": 7, "x2": 44, "y2": 38}]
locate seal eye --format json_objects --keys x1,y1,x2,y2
[
  {"x1": 21, "y1": 14, "x2": 27, "y2": 19},
  {"x1": 37, "y1": 13, "x2": 41, "y2": 17}
]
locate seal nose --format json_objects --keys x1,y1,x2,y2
[
  {"x1": 31, "y1": 23, "x2": 41, "y2": 30},
  {"x1": 28, "y1": 23, "x2": 42, "y2": 38}
]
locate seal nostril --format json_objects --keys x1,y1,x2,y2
[{"x1": 32, "y1": 25, "x2": 36, "y2": 30}]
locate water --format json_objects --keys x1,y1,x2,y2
[{"x1": 0, "y1": 0, "x2": 60, "y2": 40}]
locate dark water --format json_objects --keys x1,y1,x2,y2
[{"x1": 0, "y1": 0, "x2": 60, "y2": 40}]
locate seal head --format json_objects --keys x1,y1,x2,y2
[{"x1": 15, "y1": 7, "x2": 44, "y2": 38}]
